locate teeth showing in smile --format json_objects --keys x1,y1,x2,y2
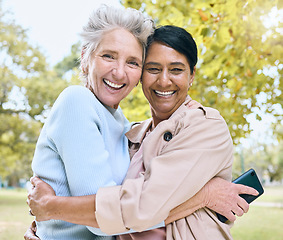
[
  {"x1": 104, "y1": 79, "x2": 124, "y2": 89},
  {"x1": 154, "y1": 90, "x2": 175, "y2": 96}
]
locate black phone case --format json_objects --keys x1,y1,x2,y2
[{"x1": 216, "y1": 168, "x2": 264, "y2": 223}]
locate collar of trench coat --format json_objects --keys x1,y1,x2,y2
[{"x1": 125, "y1": 94, "x2": 208, "y2": 146}]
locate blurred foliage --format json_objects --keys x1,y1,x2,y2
[
  {"x1": 120, "y1": 84, "x2": 151, "y2": 122},
  {"x1": 233, "y1": 139, "x2": 283, "y2": 183},
  {"x1": 1, "y1": 0, "x2": 283, "y2": 185},
  {"x1": 54, "y1": 42, "x2": 81, "y2": 78},
  {"x1": 0, "y1": 1, "x2": 70, "y2": 183},
  {"x1": 122, "y1": 0, "x2": 283, "y2": 143}
]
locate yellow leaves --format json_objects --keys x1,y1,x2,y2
[
  {"x1": 226, "y1": 78, "x2": 243, "y2": 92},
  {"x1": 1, "y1": 132, "x2": 14, "y2": 144},
  {"x1": 123, "y1": 0, "x2": 283, "y2": 141},
  {"x1": 245, "y1": 68, "x2": 253, "y2": 77},
  {"x1": 193, "y1": 1, "x2": 212, "y2": 10},
  {"x1": 158, "y1": 5, "x2": 185, "y2": 27},
  {"x1": 120, "y1": 84, "x2": 151, "y2": 122},
  {"x1": 270, "y1": 44, "x2": 283, "y2": 61},
  {"x1": 0, "y1": 110, "x2": 41, "y2": 176},
  {"x1": 198, "y1": 9, "x2": 208, "y2": 21},
  {"x1": 121, "y1": 0, "x2": 143, "y2": 10},
  {"x1": 216, "y1": 26, "x2": 232, "y2": 45},
  {"x1": 0, "y1": 17, "x2": 48, "y2": 74}
]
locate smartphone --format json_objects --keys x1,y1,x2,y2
[{"x1": 216, "y1": 168, "x2": 264, "y2": 223}]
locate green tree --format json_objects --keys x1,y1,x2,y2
[
  {"x1": 233, "y1": 141, "x2": 283, "y2": 182},
  {"x1": 233, "y1": 144, "x2": 269, "y2": 180},
  {"x1": 120, "y1": 84, "x2": 151, "y2": 122},
  {"x1": 122, "y1": 0, "x2": 283, "y2": 143},
  {"x1": 0, "y1": 1, "x2": 69, "y2": 185},
  {"x1": 54, "y1": 42, "x2": 81, "y2": 78},
  {"x1": 266, "y1": 141, "x2": 283, "y2": 182}
]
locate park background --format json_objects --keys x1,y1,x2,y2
[{"x1": 0, "y1": 0, "x2": 282, "y2": 239}]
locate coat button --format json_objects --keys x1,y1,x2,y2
[{"x1": 163, "y1": 131, "x2": 173, "y2": 141}]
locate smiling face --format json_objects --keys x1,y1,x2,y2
[
  {"x1": 142, "y1": 42, "x2": 195, "y2": 127},
  {"x1": 86, "y1": 28, "x2": 143, "y2": 109}
]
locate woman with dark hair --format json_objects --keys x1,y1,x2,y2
[{"x1": 26, "y1": 25, "x2": 258, "y2": 240}]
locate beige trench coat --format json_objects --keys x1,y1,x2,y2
[{"x1": 96, "y1": 97, "x2": 234, "y2": 239}]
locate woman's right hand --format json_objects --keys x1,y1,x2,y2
[
  {"x1": 202, "y1": 177, "x2": 259, "y2": 222},
  {"x1": 24, "y1": 221, "x2": 40, "y2": 240},
  {"x1": 165, "y1": 177, "x2": 259, "y2": 224},
  {"x1": 27, "y1": 176, "x2": 56, "y2": 221}
]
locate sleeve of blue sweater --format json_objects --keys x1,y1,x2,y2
[{"x1": 45, "y1": 86, "x2": 117, "y2": 195}]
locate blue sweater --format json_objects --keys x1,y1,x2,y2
[{"x1": 32, "y1": 86, "x2": 131, "y2": 240}]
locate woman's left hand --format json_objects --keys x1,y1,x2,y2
[
  {"x1": 27, "y1": 176, "x2": 56, "y2": 221},
  {"x1": 24, "y1": 221, "x2": 40, "y2": 240}
]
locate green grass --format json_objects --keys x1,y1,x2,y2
[
  {"x1": 231, "y1": 186, "x2": 283, "y2": 239},
  {"x1": 0, "y1": 189, "x2": 34, "y2": 240},
  {"x1": 231, "y1": 206, "x2": 283, "y2": 239},
  {"x1": 0, "y1": 186, "x2": 283, "y2": 239},
  {"x1": 256, "y1": 186, "x2": 283, "y2": 203}
]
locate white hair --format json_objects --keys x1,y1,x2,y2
[{"x1": 80, "y1": 5, "x2": 155, "y2": 83}]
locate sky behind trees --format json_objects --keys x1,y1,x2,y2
[{"x1": 2, "y1": 0, "x2": 121, "y2": 65}]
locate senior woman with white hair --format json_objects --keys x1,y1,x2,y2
[{"x1": 27, "y1": 5, "x2": 155, "y2": 240}]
